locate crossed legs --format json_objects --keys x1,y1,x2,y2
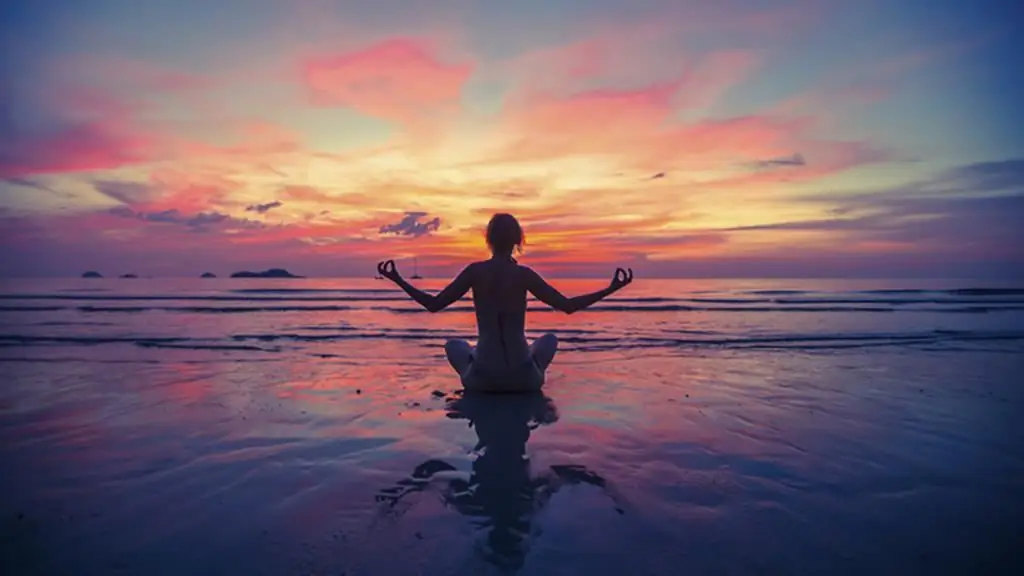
[
  {"x1": 444, "y1": 333, "x2": 559, "y2": 377},
  {"x1": 529, "y1": 332, "x2": 558, "y2": 371},
  {"x1": 444, "y1": 338, "x2": 474, "y2": 376}
]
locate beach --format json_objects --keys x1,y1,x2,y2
[{"x1": 1, "y1": 278, "x2": 1022, "y2": 575}]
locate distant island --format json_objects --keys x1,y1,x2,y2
[
  {"x1": 120, "y1": 273, "x2": 138, "y2": 279},
  {"x1": 200, "y1": 272, "x2": 217, "y2": 278},
  {"x1": 82, "y1": 271, "x2": 103, "y2": 278},
  {"x1": 230, "y1": 268, "x2": 303, "y2": 278}
]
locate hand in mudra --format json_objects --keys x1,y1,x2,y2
[
  {"x1": 377, "y1": 260, "x2": 401, "y2": 282},
  {"x1": 610, "y1": 267, "x2": 634, "y2": 291}
]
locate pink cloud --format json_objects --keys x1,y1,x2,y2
[
  {"x1": 301, "y1": 37, "x2": 473, "y2": 129},
  {"x1": 500, "y1": 0, "x2": 814, "y2": 91},
  {"x1": 1, "y1": 46, "x2": 334, "y2": 182},
  {"x1": 0, "y1": 57, "x2": 222, "y2": 178},
  {"x1": 504, "y1": 80, "x2": 680, "y2": 137},
  {"x1": 139, "y1": 182, "x2": 231, "y2": 214},
  {"x1": 500, "y1": 17, "x2": 761, "y2": 104},
  {"x1": 498, "y1": 22, "x2": 668, "y2": 93},
  {"x1": 479, "y1": 35, "x2": 889, "y2": 178},
  {"x1": 486, "y1": 76, "x2": 819, "y2": 173},
  {"x1": 472, "y1": 42, "x2": 815, "y2": 173},
  {"x1": 91, "y1": 169, "x2": 243, "y2": 219},
  {"x1": 0, "y1": 121, "x2": 160, "y2": 178},
  {"x1": 165, "y1": 120, "x2": 307, "y2": 172}
]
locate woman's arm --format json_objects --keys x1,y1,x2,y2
[
  {"x1": 384, "y1": 261, "x2": 475, "y2": 313},
  {"x1": 524, "y1": 267, "x2": 632, "y2": 314}
]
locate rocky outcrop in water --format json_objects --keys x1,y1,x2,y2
[
  {"x1": 201, "y1": 272, "x2": 217, "y2": 278},
  {"x1": 81, "y1": 271, "x2": 103, "y2": 278},
  {"x1": 230, "y1": 268, "x2": 303, "y2": 278},
  {"x1": 120, "y1": 274, "x2": 138, "y2": 279}
]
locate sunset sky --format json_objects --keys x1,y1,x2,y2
[{"x1": 1, "y1": 0, "x2": 1022, "y2": 278}]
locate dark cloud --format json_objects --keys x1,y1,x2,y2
[
  {"x1": 109, "y1": 206, "x2": 249, "y2": 231},
  {"x1": 141, "y1": 209, "x2": 183, "y2": 224},
  {"x1": 108, "y1": 205, "x2": 136, "y2": 218},
  {"x1": 94, "y1": 180, "x2": 158, "y2": 205},
  {"x1": 96, "y1": 178, "x2": 264, "y2": 232},
  {"x1": 869, "y1": 195, "x2": 1024, "y2": 250},
  {"x1": 2, "y1": 176, "x2": 69, "y2": 197},
  {"x1": 801, "y1": 158, "x2": 1024, "y2": 203},
  {"x1": 930, "y1": 158, "x2": 1024, "y2": 194},
  {"x1": 246, "y1": 200, "x2": 283, "y2": 214},
  {"x1": 752, "y1": 153, "x2": 806, "y2": 170},
  {"x1": 186, "y1": 212, "x2": 232, "y2": 227},
  {"x1": 834, "y1": 193, "x2": 1024, "y2": 249},
  {"x1": 726, "y1": 158, "x2": 1024, "y2": 261},
  {"x1": 379, "y1": 211, "x2": 442, "y2": 237},
  {"x1": 724, "y1": 217, "x2": 880, "y2": 233}
]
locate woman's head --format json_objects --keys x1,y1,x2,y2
[{"x1": 485, "y1": 213, "x2": 524, "y2": 257}]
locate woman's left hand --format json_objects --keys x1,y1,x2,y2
[
  {"x1": 609, "y1": 267, "x2": 634, "y2": 291},
  {"x1": 377, "y1": 260, "x2": 402, "y2": 282}
]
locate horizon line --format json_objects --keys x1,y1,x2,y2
[{"x1": 3, "y1": 274, "x2": 1024, "y2": 281}]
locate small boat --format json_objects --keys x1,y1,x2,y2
[{"x1": 411, "y1": 257, "x2": 423, "y2": 279}]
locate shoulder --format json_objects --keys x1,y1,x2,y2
[
  {"x1": 516, "y1": 264, "x2": 540, "y2": 281},
  {"x1": 462, "y1": 261, "x2": 490, "y2": 278}
]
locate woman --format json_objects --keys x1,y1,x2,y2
[{"x1": 377, "y1": 213, "x2": 634, "y2": 392}]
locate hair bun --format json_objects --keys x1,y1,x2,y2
[{"x1": 485, "y1": 213, "x2": 525, "y2": 256}]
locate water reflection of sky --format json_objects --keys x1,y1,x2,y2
[{"x1": 377, "y1": 392, "x2": 625, "y2": 571}]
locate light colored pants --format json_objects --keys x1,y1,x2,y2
[{"x1": 444, "y1": 333, "x2": 558, "y2": 392}]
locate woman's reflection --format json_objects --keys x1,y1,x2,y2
[{"x1": 377, "y1": 392, "x2": 624, "y2": 571}]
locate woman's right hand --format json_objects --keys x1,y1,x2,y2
[
  {"x1": 377, "y1": 260, "x2": 402, "y2": 283},
  {"x1": 610, "y1": 267, "x2": 634, "y2": 291}
]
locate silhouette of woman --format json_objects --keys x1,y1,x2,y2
[
  {"x1": 377, "y1": 213, "x2": 634, "y2": 392},
  {"x1": 376, "y1": 392, "x2": 625, "y2": 571}
]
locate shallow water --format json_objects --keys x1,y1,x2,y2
[{"x1": 1, "y1": 278, "x2": 1022, "y2": 575}]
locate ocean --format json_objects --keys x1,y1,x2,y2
[{"x1": 2, "y1": 277, "x2": 1022, "y2": 574}]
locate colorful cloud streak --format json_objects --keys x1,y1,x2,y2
[{"x1": 1, "y1": 0, "x2": 1022, "y2": 278}]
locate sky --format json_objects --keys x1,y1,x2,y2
[{"x1": 1, "y1": 0, "x2": 1022, "y2": 278}]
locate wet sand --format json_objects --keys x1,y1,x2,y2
[{"x1": 2, "y1": 346, "x2": 1021, "y2": 575}]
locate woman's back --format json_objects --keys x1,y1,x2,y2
[{"x1": 470, "y1": 258, "x2": 531, "y2": 370}]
